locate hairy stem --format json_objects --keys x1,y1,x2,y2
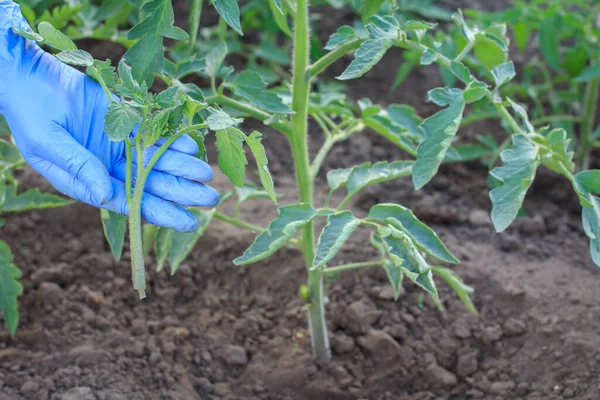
[
  {"x1": 324, "y1": 260, "x2": 384, "y2": 274},
  {"x1": 214, "y1": 211, "x2": 265, "y2": 233},
  {"x1": 309, "y1": 38, "x2": 362, "y2": 77},
  {"x1": 205, "y1": 95, "x2": 293, "y2": 135},
  {"x1": 291, "y1": 0, "x2": 330, "y2": 361},
  {"x1": 577, "y1": 78, "x2": 599, "y2": 170},
  {"x1": 130, "y1": 135, "x2": 147, "y2": 299}
]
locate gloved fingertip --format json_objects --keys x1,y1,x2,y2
[
  {"x1": 90, "y1": 181, "x2": 114, "y2": 207},
  {"x1": 179, "y1": 212, "x2": 199, "y2": 233}
]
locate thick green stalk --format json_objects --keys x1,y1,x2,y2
[
  {"x1": 577, "y1": 78, "x2": 599, "y2": 170},
  {"x1": 130, "y1": 136, "x2": 147, "y2": 299},
  {"x1": 290, "y1": 0, "x2": 330, "y2": 360}
]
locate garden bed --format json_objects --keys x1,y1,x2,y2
[{"x1": 1, "y1": 1, "x2": 600, "y2": 399}]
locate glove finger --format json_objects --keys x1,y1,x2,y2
[
  {"x1": 132, "y1": 146, "x2": 213, "y2": 182},
  {"x1": 30, "y1": 159, "x2": 111, "y2": 207},
  {"x1": 101, "y1": 177, "x2": 199, "y2": 232},
  {"x1": 38, "y1": 123, "x2": 113, "y2": 205},
  {"x1": 155, "y1": 134, "x2": 199, "y2": 156},
  {"x1": 112, "y1": 158, "x2": 220, "y2": 207}
]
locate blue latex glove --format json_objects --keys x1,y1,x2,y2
[{"x1": 0, "y1": 2, "x2": 219, "y2": 232}]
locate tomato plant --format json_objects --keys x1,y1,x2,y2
[{"x1": 4, "y1": 0, "x2": 600, "y2": 364}]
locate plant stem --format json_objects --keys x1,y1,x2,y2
[
  {"x1": 309, "y1": 38, "x2": 363, "y2": 77},
  {"x1": 455, "y1": 40, "x2": 474, "y2": 62},
  {"x1": 577, "y1": 77, "x2": 599, "y2": 170},
  {"x1": 530, "y1": 114, "x2": 582, "y2": 126},
  {"x1": 130, "y1": 135, "x2": 147, "y2": 299},
  {"x1": 324, "y1": 260, "x2": 384, "y2": 274},
  {"x1": 205, "y1": 95, "x2": 293, "y2": 135},
  {"x1": 310, "y1": 136, "x2": 337, "y2": 177},
  {"x1": 291, "y1": 0, "x2": 330, "y2": 361},
  {"x1": 213, "y1": 211, "x2": 265, "y2": 233},
  {"x1": 125, "y1": 140, "x2": 133, "y2": 203}
]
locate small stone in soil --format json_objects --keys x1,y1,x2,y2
[
  {"x1": 489, "y1": 381, "x2": 516, "y2": 395},
  {"x1": 224, "y1": 345, "x2": 248, "y2": 366},
  {"x1": 331, "y1": 333, "x2": 355, "y2": 354},
  {"x1": 357, "y1": 330, "x2": 408, "y2": 366},
  {"x1": 503, "y1": 317, "x2": 526, "y2": 337},
  {"x1": 456, "y1": 351, "x2": 478, "y2": 377},
  {"x1": 343, "y1": 299, "x2": 382, "y2": 334},
  {"x1": 469, "y1": 209, "x2": 492, "y2": 227},
  {"x1": 424, "y1": 363, "x2": 458, "y2": 387},
  {"x1": 59, "y1": 386, "x2": 97, "y2": 400},
  {"x1": 213, "y1": 382, "x2": 230, "y2": 397}
]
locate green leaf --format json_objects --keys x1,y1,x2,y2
[
  {"x1": 154, "y1": 87, "x2": 180, "y2": 108},
  {"x1": 338, "y1": 16, "x2": 398, "y2": 80},
  {"x1": 383, "y1": 259, "x2": 403, "y2": 300},
  {"x1": 338, "y1": 39, "x2": 391, "y2": 80},
  {"x1": 143, "y1": 224, "x2": 159, "y2": 256},
  {"x1": 574, "y1": 170, "x2": 600, "y2": 194},
  {"x1": 168, "y1": 209, "x2": 215, "y2": 275},
  {"x1": 235, "y1": 184, "x2": 275, "y2": 203},
  {"x1": 573, "y1": 173, "x2": 600, "y2": 266},
  {"x1": 101, "y1": 209, "x2": 126, "y2": 261},
  {"x1": 362, "y1": 0, "x2": 385, "y2": 17},
  {"x1": 243, "y1": 131, "x2": 276, "y2": 203},
  {"x1": 225, "y1": 71, "x2": 292, "y2": 114},
  {"x1": 0, "y1": 241, "x2": 22, "y2": 337},
  {"x1": 269, "y1": 0, "x2": 292, "y2": 37},
  {"x1": 574, "y1": 63, "x2": 600, "y2": 83},
  {"x1": 124, "y1": 0, "x2": 188, "y2": 85},
  {"x1": 206, "y1": 106, "x2": 243, "y2": 130},
  {"x1": 104, "y1": 102, "x2": 141, "y2": 142},
  {"x1": 507, "y1": 98, "x2": 534, "y2": 133},
  {"x1": 215, "y1": 128, "x2": 247, "y2": 187},
  {"x1": 489, "y1": 135, "x2": 541, "y2": 232},
  {"x1": 327, "y1": 166, "x2": 360, "y2": 192},
  {"x1": 581, "y1": 196, "x2": 600, "y2": 266},
  {"x1": 452, "y1": 10, "x2": 475, "y2": 41},
  {"x1": 212, "y1": 0, "x2": 243, "y2": 36},
  {"x1": 379, "y1": 226, "x2": 437, "y2": 295},
  {"x1": 205, "y1": 43, "x2": 228, "y2": 78},
  {"x1": 117, "y1": 59, "x2": 143, "y2": 97},
  {"x1": 2, "y1": 186, "x2": 74, "y2": 212},
  {"x1": 420, "y1": 48, "x2": 438, "y2": 65},
  {"x1": 473, "y1": 32, "x2": 507, "y2": 71},
  {"x1": 325, "y1": 26, "x2": 356, "y2": 50},
  {"x1": 491, "y1": 61, "x2": 516, "y2": 87},
  {"x1": 368, "y1": 203, "x2": 459, "y2": 264},
  {"x1": 155, "y1": 228, "x2": 173, "y2": 272},
  {"x1": 539, "y1": 14, "x2": 561, "y2": 72},
  {"x1": 12, "y1": 27, "x2": 42, "y2": 41},
  {"x1": 450, "y1": 61, "x2": 471, "y2": 84},
  {"x1": 463, "y1": 80, "x2": 488, "y2": 104},
  {"x1": 513, "y1": 20, "x2": 529, "y2": 52},
  {"x1": 432, "y1": 266, "x2": 476, "y2": 313},
  {"x1": 37, "y1": 21, "x2": 77, "y2": 51},
  {"x1": 87, "y1": 59, "x2": 117, "y2": 88},
  {"x1": 123, "y1": 34, "x2": 163, "y2": 86},
  {"x1": 189, "y1": 0, "x2": 202, "y2": 49},
  {"x1": 234, "y1": 204, "x2": 318, "y2": 265},
  {"x1": 55, "y1": 49, "x2": 94, "y2": 66},
  {"x1": 412, "y1": 88, "x2": 465, "y2": 189},
  {"x1": 346, "y1": 161, "x2": 413, "y2": 195},
  {"x1": 311, "y1": 211, "x2": 360, "y2": 270}
]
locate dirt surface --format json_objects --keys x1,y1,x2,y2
[{"x1": 2, "y1": 2, "x2": 600, "y2": 400}]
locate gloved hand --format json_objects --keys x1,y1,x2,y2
[{"x1": 0, "y1": 2, "x2": 219, "y2": 232}]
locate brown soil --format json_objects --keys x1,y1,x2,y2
[{"x1": 2, "y1": 2, "x2": 600, "y2": 400}]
